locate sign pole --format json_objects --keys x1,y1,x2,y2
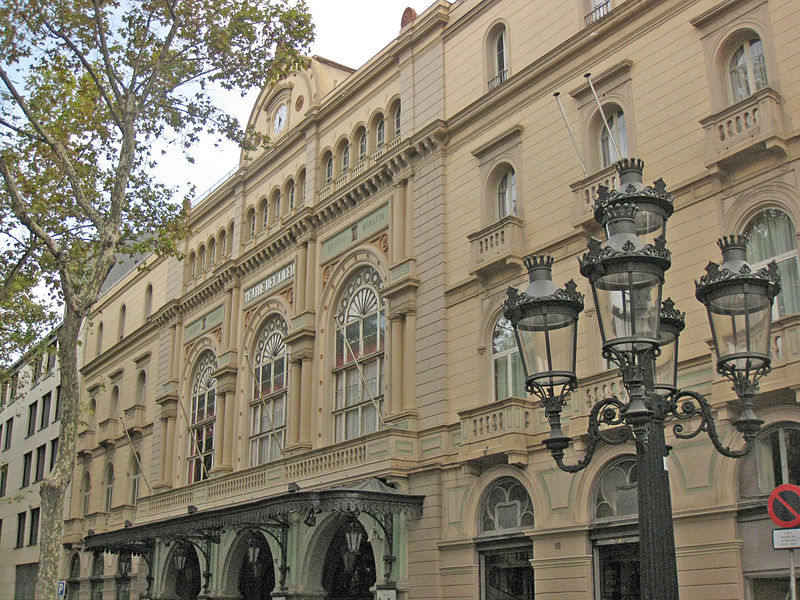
[{"x1": 791, "y1": 548, "x2": 797, "y2": 600}]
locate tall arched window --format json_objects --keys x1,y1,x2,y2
[
  {"x1": 492, "y1": 316, "x2": 525, "y2": 400},
  {"x1": 496, "y1": 167, "x2": 517, "y2": 219},
  {"x1": 118, "y1": 304, "x2": 126, "y2": 340},
  {"x1": 130, "y1": 452, "x2": 141, "y2": 505},
  {"x1": 261, "y1": 198, "x2": 269, "y2": 230},
  {"x1": 488, "y1": 25, "x2": 508, "y2": 90},
  {"x1": 81, "y1": 472, "x2": 91, "y2": 516},
  {"x1": 740, "y1": 423, "x2": 800, "y2": 495},
  {"x1": 198, "y1": 246, "x2": 205, "y2": 273},
  {"x1": 478, "y1": 478, "x2": 535, "y2": 600},
  {"x1": 248, "y1": 208, "x2": 256, "y2": 239},
  {"x1": 67, "y1": 554, "x2": 81, "y2": 600},
  {"x1": 599, "y1": 108, "x2": 627, "y2": 168},
  {"x1": 394, "y1": 103, "x2": 402, "y2": 138},
  {"x1": 251, "y1": 315, "x2": 288, "y2": 466},
  {"x1": 272, "y1": 190, "x2": 281, "y2": 223},
  {"x1": 341, "y1": 141, "x2": 350, "y2": 173},
  {"x1": 188, "y1": 351, "x2": 217, "y2": 483},
  {"x1": 104, "y1": 463, "x2": 114, "y2": 512},
  {"x1": 90, "y1": 554, "x2": 104, "y2": 600},
  {"x1": 358, "y1": 131, "x2": 367, "y2": 161},
  {"x1": 208, "y1": 239, "x2": 216, "y2": 267},
  {"x1": 325, "y1": 154, "x2": 333, "y2": 184},
  {"x1": 136, "y1": 371, "x2": 147, "y2": 406},
  {"x1": 376, "y1": 118, "x2": 385, "y2": 149},
  {"x1": 592, "y1": 455, "x2": 640, "y2": 600},
  {"x1": 288, "y1": 181, "x2": 295, "y2": 211},
  {"x1": 189, "y1": 252, "x2": 197, "y2": 279},
  {"x1": 219, "y1": 230, "x2": 227, "y2": 258},
  {"x1": 144, "y1": 284, "x2": 153, "y2": 318},
  {"x1": 729, "y1": 37, "x2": 767, "y2": 103},
  {"x1": 96, "y1": 322, "x2": 103, "y2": 356},
  {"x1": 745, "y1": 209, "x2": 800, "y2": 317},
  {"x1": 334, "y1": 266, "x2": 385, "y2": 442},
  {"x1": 110, "y1": 385, "x2": 120, "y2": 418}
]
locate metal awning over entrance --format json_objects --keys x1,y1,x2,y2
[{"x1": 84, "y1": 477, "x2": 424, "y2": 552}]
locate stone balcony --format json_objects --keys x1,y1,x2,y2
[
  {"x1": 123, "y1": 404, "x2": 146, "y2": 435},
  {"x1": 97, "y1": 417, "x2": 120, "y2": 447},
  {"x1": 77, "y1": 429, "x2": 95, "y2": 457},
  {"x1": 458, "y1": 397, "x2": 543, "y2": 466},
  {"x1": 570, "y1": 166, "x2": 618, "y2": 225},
  {"x1": 135, "y1": 428, "x2": 418, "y2": 524},
  {"x1": 467, "y1": 215, "x2": 527, "y2": 278},
  {"x1": 699, "y1": 88, "x2": 788, "y2": 169}
]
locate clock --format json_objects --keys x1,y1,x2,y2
[{"x1": 273, "y1": 104, "x2": 288, "y2": 136}]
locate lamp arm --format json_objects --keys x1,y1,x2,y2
[
  {"x1": 548, "y1": 396, "x2": 633, "y2": 473},
  {"x1": 667, "y1": 389, "x2": 750, "y2": 458}
]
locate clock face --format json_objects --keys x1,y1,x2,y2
[{"x1": 273, "y1": 104, "x2": 288, "y2": 135}]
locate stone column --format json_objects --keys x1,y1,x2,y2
[
  {"x1": 162, "y1": 403, "x2": 177, "y2": 486},
  {"x1": 223, "y1": 391, "x2": 235, "y2": 469},
  {"x1": 389, "y1": 315, "x2": 404, "y2": 416},
  {"x1": 391, "y1": 180, "x2": 408, "y2": 264},
  {"x1": 304, "y1": 240, "x2": 316, "y2": 314},
  {"x1": 294, "y1": 243, "x2": 308, "y2": 318},
  {"x1": 299, "y1": 353, "x2": 313, "y2": 448},
  {"x1": 288, "y1": 357, "x2": 302, "y2": 446},
  {"x1": 402, "y1": 311, "x2": 416, "y2": 413},
  {"x1": 213, "y1": 393, "x2": 226, "y2": 470}
]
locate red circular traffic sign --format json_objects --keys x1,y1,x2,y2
[{"x1": 768, "y1": 484, "x2": 800, "y2": 528}]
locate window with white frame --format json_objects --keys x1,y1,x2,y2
[
  {"x1": 496, "y1": 167, "x2": 517, "y2": 219},
  {"x1": 104, "y1": 463, "x2": 114, "y2": 512},
  {"x1": 754, "y1": 423, "x2": 800, "y2": 493},
  {"x1": 599, "y1": 107, "x2": 627, "y2": 168},
  {"x1": 250, "y1": 314, "x2": 288, "y2": 466},
  {"x1": 288, "y1": 181, "x2": 295, "y2": 211},
  {"x1": 81, "y1": 472, "x2": 91, "y2": 516},
  {"x1": 333, "y1": 266, "x2": 385, "y2": 442},
  {"x1": 492, "y1": 316, "x2": 525, "y2": 400},
  {"x1": 488, "y1": 25, "x2": 508, "y2": 90},
  {"x1": 729, "y1": 37, "x2": 767, "y2": 103},
  {"x1": 136, "y1": 370, "x2": 146, "y2": 406},
  {"x1": 188, "y1": 351, "x2": 217, "y2": 483},
  {"x1": 359, "y1": 131, "x2": 367, "y2": 161},
  {"x1": 341, "y1": 142, "x2": 350, "y2": 173},
  {"x1": 394, "y1": 103, "x2": 402, "y2": 138},
  {"x1": 478, "y1": 477, "x2": 535, "y2": 600},
  {"x1": 745, "y1": 208, "x2": 800, "y2": 318},
  {"x1": 130, "y1": 452, "x2": 141, "y2": 505},
  {"x1": 376, "y1": 118, "x2": 385, "y2": 149},
  {"x1": 273, "y1": 191, "x2": 281, "y2": 223},
  {"x1": 248, "y1": 209, "x2": 256, "y2": 239},
  {"x1": 325, "y1": 154, "x2": 333, "y2": 184}
]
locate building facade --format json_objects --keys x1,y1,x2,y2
[
  {"x1": 0, "y1": 333, "x2": 63, "y2": 600},
  {"x1": 64, "y1": 1, "x2": 800, "y2": 599}
]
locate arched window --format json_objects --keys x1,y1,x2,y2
[
  {"x1": 104, "y1": 463, "x2": 114, "y2": 512},
  {"x1": 261, "y1": 198, "x2": 269, "y2": 230},
  {"x1": 198, "y1": 246, "x2": 205, "y2": 273},
  {"x1": 745, "y1": 209, "x2": 800, "y2": 317},
  {"x1": 729, "y1": 37, "x2": 767, "y2": 103},
  {"x1": 110, "y1": 385, "x2": 120, "y2": 418},
  {"x1": 248, "y1": 208, "x2": 256, "y2": 239},
  {"x1": 188, "y1": 351, "x2": 217, "y2": 483},
  {"x1": 136, "y1": 371, "x2": 147, "y2": 406},
  {"x1": 599, "y1": 108, "x2": 627, "y2": 168},
  {"x1": 189, "y1": 252, "x2": 196, "y2": 279},
  {"x1": 394, "y1": 103, "x2": 402, "y2": 138},
  {"x1": 298, "y1": 170, "x2": 306, "y2": 204},
  {"x1": 96, "y1": 322, "x2": 103, "y2": 356},
  {"x1": 742, "y1": 423, "x2": 800, "y2": 495},
  {"x1": 116, "y1": 552, "x2": 132, "y2": 600},
  {"x1": 480, "y1": 477, "x2": 534, "y2": 533},
  {"x1": 208, "y1": 239, "x2": 216, "y2": 267},
  {"x1": 592, "y1": 455, "x2": 640, "y2": 600},
  {"x1": 272, "y1": 190, "x2": 281, "y2": 223},
  {"x1": 130, "y1": 452, "x2": 141, "y2": 505},
  {"x1": 478, "y1": 477, "x2": 535, "y2": 600},
  {"x1": 251, "y1": 315, "x2": 288, "y2": 466},
  {"x1": 492, "y1": 316, "x2": 525, "y2": 400},
  {"x1": 67, "y1": 554, "x2": 81, "y2": 600},
  {"x1": 488, "y1": 25, "x2": 508, "y2": 90},
  {"x1": 325, "y1": 154, "x2": 333, "y2": 184},
  {"x1": 288, "y1": 181, "x2": 295, "y2": 211},
  {"x1": 342, "y1": 143, "x2": 350, "y2": 173},
  {"x1": 376, "y1": 118, "x2": 385, "y2": 149},
  {"x1": 81, "y1": 472, "x2": 91, "y2": 516},
  {"x1": 90, "y1": 554, "x2": 104, "y2": 600},
  {"x1": 88, "y1": 398, "x2": 97, "y2": 430},
  {"x1": 144, "y1": 284, "x2": 153, "y2": 318},
  {"x1": 496, "y1": 167, "x2": 517, "y2": 219},
  {"x1": 219, "y1": 230, "x2": 227, "y2": 257},
  {"x1": 118, "y1": 304, "x2": 126, "y2": 340},
  {"x1": 334, "y1": 266, "x2": 385, "y2": 442},
  {"x1": 358, "y1": 131, "x2": 367, "y2": 161}
]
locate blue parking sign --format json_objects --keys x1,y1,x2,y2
[{"x1": 57, "y1": 580, "x2": 66, "y2": 597}]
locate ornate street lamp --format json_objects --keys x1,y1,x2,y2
[
  {"x1": 247, "y1": 535, "x2": 262, "y2": 578},
  {"x1": 343, "y1": 518, "x2": 364, "y2": 573},
  {"x1": 503, "y1": 158, "x2": 780, "y2": 600}
]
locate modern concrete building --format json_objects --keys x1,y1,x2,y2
[
  {"x1": 0, "y1": 332, "x2": 63, "y2": 600},
  {"x1": 64, "y1": 1, "x2": 800, "y2": 599}
]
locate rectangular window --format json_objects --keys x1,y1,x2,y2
[
  {"x1": 28, "y1": 507, "x2": 39, "y2": 545},
  {"x1": 49, "y1": 438, "x2": 59, "y2": 472},
  {"x1": 3, "y1": 418, "x2": 12, "y2": 450},
  {"x1": 26, "y1": 402, "x2": 37, "y2": 437},
  {"x1": 0, "y1": 381, "x2": 7, "y2": 407},
  {"x1": 39, "y1": 392, "x2": 51, "y2": 429},
  {"x1": 54, "y1": 386, "x2": 62, "y2": 420},
  {"x1": 0, "y1": 464, "x2": 7, "y2": 496},
  {"x1": 14, "y1": 563, "x2": 37, "y2": 600},
  {"x1": 15, "y1": 512, "x2": 25, "y2": 548},
  {"x1": 21, "y1": 452, "x2": 32, "y2": 488},
  {"x1": 46, "y1": 344, "x2": 57, "y2": 372},
  {"x1": 34, "y1": 445, "x2": 46, "y2": 482}
]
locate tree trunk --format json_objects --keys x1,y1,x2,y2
[{"x1": 35, "y1": 304, "x2": 83, "y2": 600}]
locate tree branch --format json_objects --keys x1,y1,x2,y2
[
  {"x1": 0, "y1": 236, "x2": 36, "y2": 305},
  {"x1": 0, "y1": 117, "x2": 47, "y2": 143},
  {"x1": 0, "y1": 64, "x2": 105, "y2": 230},
  {"x1": 91, "y1": 0, "x2": 124, "y2": 102}
]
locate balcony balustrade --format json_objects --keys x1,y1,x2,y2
[
  {"x1": 458, "y1": 397, "x2": 542, "y2": 466},
  {"x1": 467, "y1": 215, "x2": 527, "y2": 278},
  {"x1": 97, "y1": 418, "x2": 120, "y2": 447},
  {"x1": 77, "y1": 429, "x2": 95, "y2": 456},
  {"x1": 570, "y1": 165, "x2": 618, "y2": 223}
]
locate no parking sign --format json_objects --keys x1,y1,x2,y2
[{"x1": 768, "y1": 484, "x2": 800, "y2": 528}]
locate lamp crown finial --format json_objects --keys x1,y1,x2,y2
[
  {"x1": 615, "y1": 157, "x2": 644, "y2": 176},
  {"x1": 717, "y1": 234, "x2": 748, "y2": 253},
  {"x1": 524, "y1": 254, "x2": 553, "y2": 271},
  {"x1": 604, "y1": 202, "x2": 638, "y2": 222}
]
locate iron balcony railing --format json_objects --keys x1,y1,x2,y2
[
  {"x1": 488, "y1": 69, "x2": 508, "y2": 91},
  {"x1": 585, "y1": 1, "x2": 610, "y2": 26}
]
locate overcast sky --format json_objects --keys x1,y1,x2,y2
[{"x1": 153, "y1": 0, "x2": 433, "y2": 202}]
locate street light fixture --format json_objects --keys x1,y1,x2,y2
[
  {"x1": 503, "y1": 158, "x2": 780, "y2": 600},
  {"x1": 343, "y1": 518, "x2": 364, "y2": 573}
]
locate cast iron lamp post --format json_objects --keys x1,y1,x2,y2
[{"x1": 503, "y1": 159, "x2": 781, "y2": 600}]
